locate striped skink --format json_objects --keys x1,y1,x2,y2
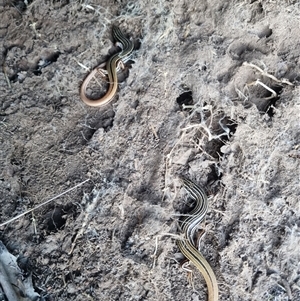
[
  {"x1": 177, "y1": 177, "x2": 219, "y2": 301},
  {"x1": 80, "y1": 25, "x2": 134, "y2": 107}
]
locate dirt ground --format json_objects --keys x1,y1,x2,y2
[{"x1": 1, "y1": 0, "x2": 300, "y2": 300}]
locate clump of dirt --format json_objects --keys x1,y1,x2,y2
[{"x1": 0, "y1": 0, "x2": 299, "y2": 300}]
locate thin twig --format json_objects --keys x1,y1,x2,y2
[
  {"x1": 248, "y1": 79, "x2": 278, "y2": 100},
  {"x1": 243, "y1": 62, "x2": 294, "y2": 86},
  {"x1": 0, "y1": 179, "x2": 90, "y2": 227}
]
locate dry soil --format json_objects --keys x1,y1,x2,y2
[{"x1": 0, "y1": 1, "x2": 300, "y2": 300}]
